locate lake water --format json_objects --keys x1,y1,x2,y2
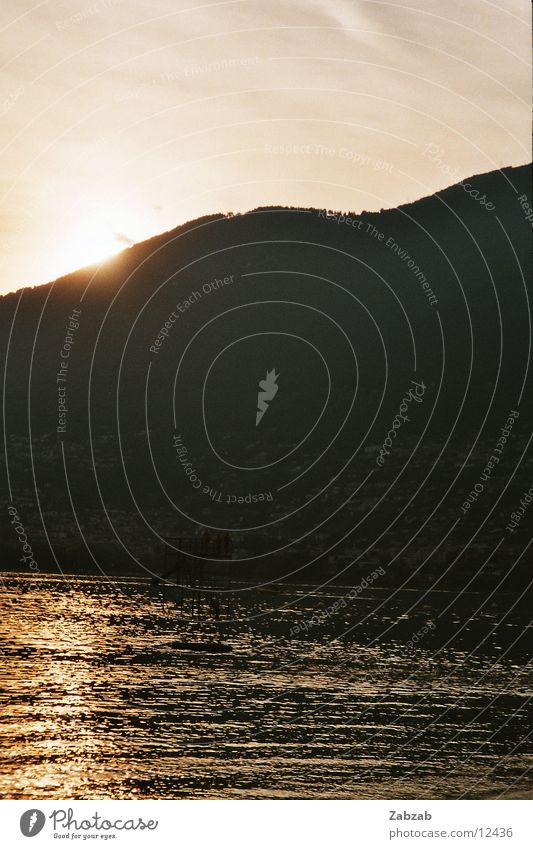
[{"x1": 0, "y1": 573, "x2": 531, "y2": 799}]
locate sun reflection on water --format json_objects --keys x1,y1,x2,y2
[{"x1": 0, "y1": 574, "x2": 531, "y2": 799}]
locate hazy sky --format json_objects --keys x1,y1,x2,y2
[{"x1": 0, "y1": 0, "x2": 530, "y2": 294}]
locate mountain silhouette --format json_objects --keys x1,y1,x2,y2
[{"x1": 1, "y1": 164, "x2": 531, "y2": 581}]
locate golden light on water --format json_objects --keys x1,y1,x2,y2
[{"x1": 1, "y1": 576, "x2": 531, "y2": 799}]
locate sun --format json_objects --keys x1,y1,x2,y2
[{"x1": 53, "y1": 201, "x2": 144, "y2": 278}]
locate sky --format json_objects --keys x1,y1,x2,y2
[{"x1": 0, "y1": 0, "x2": 530, "y2": 294}]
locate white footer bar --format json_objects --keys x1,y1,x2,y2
[{"x1": 1, "y1": 799, "x2": 531, "y2": 849}]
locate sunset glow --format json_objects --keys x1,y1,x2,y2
[
  {"x1": 0, "y1": 0, "x2": 530, "y2": 295},
  {"x1": 52, "y1": 200, "x2": 147, "y2": 277}
]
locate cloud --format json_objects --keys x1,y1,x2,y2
[
  {"x1": 309, "y1": 0, "x2": 375, "y2": 36},
  {"x1": 114, "y1": 231, "x2": 134, "y2": 246}
]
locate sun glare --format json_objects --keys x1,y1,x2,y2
[{"x1": 52, "y1": 202, "x2": 145, "y2": 279}]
